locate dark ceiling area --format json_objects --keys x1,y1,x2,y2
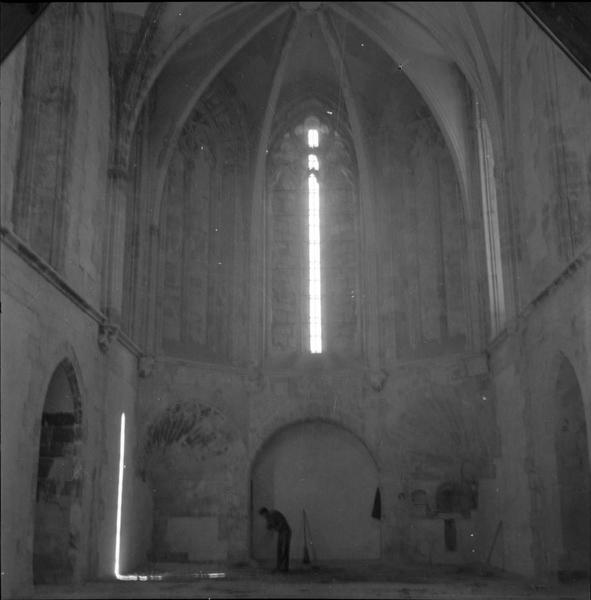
[
  {"x1": 1, "y1": 2, "x2": 590, "y2": 80},
  {"x1": 520, "y1": 2, "x2": 591, "y2": 80},
  {"x1": 0, "y1": 2, "x2": 49, "y2": 62}
]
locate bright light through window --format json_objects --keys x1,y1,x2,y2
[
  {"x1": 308, "y1": 128, "x2": 322, "y2": 353},
  {"x1": 308, "y1": 128, "x2": 319, "y2": 149}
]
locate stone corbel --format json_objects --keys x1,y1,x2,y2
[
  {"x1": 245, "y1": 363, "x2": 264, "y2": 393},
  {"x1": 98, "y1": 321, "x2": 120, "y2": 353},
  {"x1": 367, "y1": 368, "x2": 388, "y2": 393},
  {"x1": 138, "y1": 354, "x2": 155, "y2": 378}
]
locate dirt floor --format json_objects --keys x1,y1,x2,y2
[{"x1": 31, "y1": 561, "x2": 590, "y2": 599}]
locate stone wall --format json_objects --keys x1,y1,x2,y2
[
  {"x1": 503, "y1": 5, "x2": 591, "y2": 304},
  {"x1": 486, "y1": 4, "x2": 591, "y2": 579},
  {"x1": 373, "y1": 93, "x2": 471, "y2": 362},
  {"x1": 0, "y1": 4, "x2": 150, "y2": 596},
  {"x1": 137, "y1": 351, "x2": 497, "y2": 566},
  {"x1": 1, "y1": 2, "x2": 590, "y2": 592},
  {"x1": 0, "y1": 242, "x2": 149, "y2": 595},
  {"x1": 157, "y1": 83, "x2": 250, "y2": 365},
  {"x1": 489, "y1": 258, "x2": 590, "y2": 577}
]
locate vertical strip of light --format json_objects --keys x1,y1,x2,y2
[
  {"x1": 308, "y1": 128, "x2": 322, "y2": 353},
  {"x1": 114, "y1": 412, "x2": 125, "y2": 577}
]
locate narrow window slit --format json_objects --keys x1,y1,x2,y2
[{"x1": 307, "y1": 128, "x2": 322, "y2": 353}]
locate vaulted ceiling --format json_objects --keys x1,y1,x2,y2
[{"x1": 108, "y1": 2, "x2": 501, "y2": 214}]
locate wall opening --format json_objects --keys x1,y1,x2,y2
[
  {"x1": 554, "y1": 357, "x2": 591, "y2": 577},
  {"x1": 33, "y1": 360, "x2": 83, "y2": 584},
  {"x1": 444, "y1": 519, "x2": 457, "y2": 552},
  {"x1": 251, "y1": 420, "x2": 380, "y2": 565}
]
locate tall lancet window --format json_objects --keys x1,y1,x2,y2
[
  {"x1": 307, "y1": 127, "x2": 322, "y2": 353},
  {"x1": 267, "y1": 115, "x2": 359, "y2": 359}
]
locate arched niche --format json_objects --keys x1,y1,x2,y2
[
  {"x1": 33, "y1": 360, "x2": 83, "y2": 584},
  {"x1": 554, "y1": 357, "x2": 590, "y2": 578},
  {"x1": 250, "y1": 419, "x2": 381, "y2": 566}
]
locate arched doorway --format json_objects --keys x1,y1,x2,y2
[
  {"x1": 251, "y1": 420, "x2": 381, "y2": 566},
  {"x1": 554, "y1": 357, "x2": 590, "y2": 577},
  {"x1": 33, "y1": 360, "x2": 83, "y2": 584}
]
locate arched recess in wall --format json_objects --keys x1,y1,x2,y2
[
  {"x1": 33, "y1": 359, "x2": 84, "y2": 584},
  {"x1": 251, "y1": 420, "x2": 381, "y2": 563},
  {"x1": 554, "y1": 356, "x2": 591, "y2": 576},
  {"x1": 12, "y1": 3, "x2": 81, "y2": 271},
  {"x1": 155, "y1": 81, "x2": 250, "y2": 364},
  {"x1": 370, "y1": 81, "x2": 471, "y2": 361}
]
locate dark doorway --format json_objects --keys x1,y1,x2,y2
[
  {"x1": 444, "y1": 518, "x2": 457, "y2": 551},
  {"x1": 33, "y1": 361, "x2": 83, "y2": 584},
  {"x1": 554, "y1": 357, "x2": 590, "y2": 578}
]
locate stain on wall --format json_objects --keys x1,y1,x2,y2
[{"x1": 141, "y1": 398, "x2": 247, "y2": 562}]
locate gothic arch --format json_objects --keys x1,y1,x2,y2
[
  {"x1": 33, "y1": 358, "x2": 84, "y2": 584},
  {"x1": 553, "y1": 354, "x2": 591, "y2": 577}
]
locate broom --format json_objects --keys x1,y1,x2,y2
[{"x1": 302, "y1": 509, "x2": 310, "y2": 564}]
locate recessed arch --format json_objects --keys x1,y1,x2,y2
[
  {"x1": 33, "y1": 359, "x2": 84, "y2": 584},
  {"x1": 250, "y1": 418, "x2": 381, "y2": 565},
  {"x1": 554, "y1": 355, "x2": 591, "y2": 577}
]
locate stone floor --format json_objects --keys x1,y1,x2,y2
[{"x1": 32, "y1": 561, "x2": 590, "y2": 599}]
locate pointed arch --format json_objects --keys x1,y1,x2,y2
[
  {"x1": 33, "y1": 358, "x2": 84, "y2": 584},
  {"x1": 553, "y1": 355, "x2": 591, "y2": 577}
]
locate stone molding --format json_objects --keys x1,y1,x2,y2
[
  {"x1": 487, "y1": 245, "x2": 591, "y2": 353},
  {"x1": 1, "y1": 226, "x2": 143, "y2": 358},
  {"x1": 1, "y1": 226, "x2": 104, "y2": 323}
]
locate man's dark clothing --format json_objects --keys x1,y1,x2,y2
[{"x1": 263, "y1": 509, "x2": 291, "y2": 572}]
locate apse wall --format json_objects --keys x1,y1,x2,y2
[
  {"x1": 135, "y1": 7, "x2": 503, "y2": 567},
  {"x1": 138, "y1": 351, "x2": 497, "y2": 567}
]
